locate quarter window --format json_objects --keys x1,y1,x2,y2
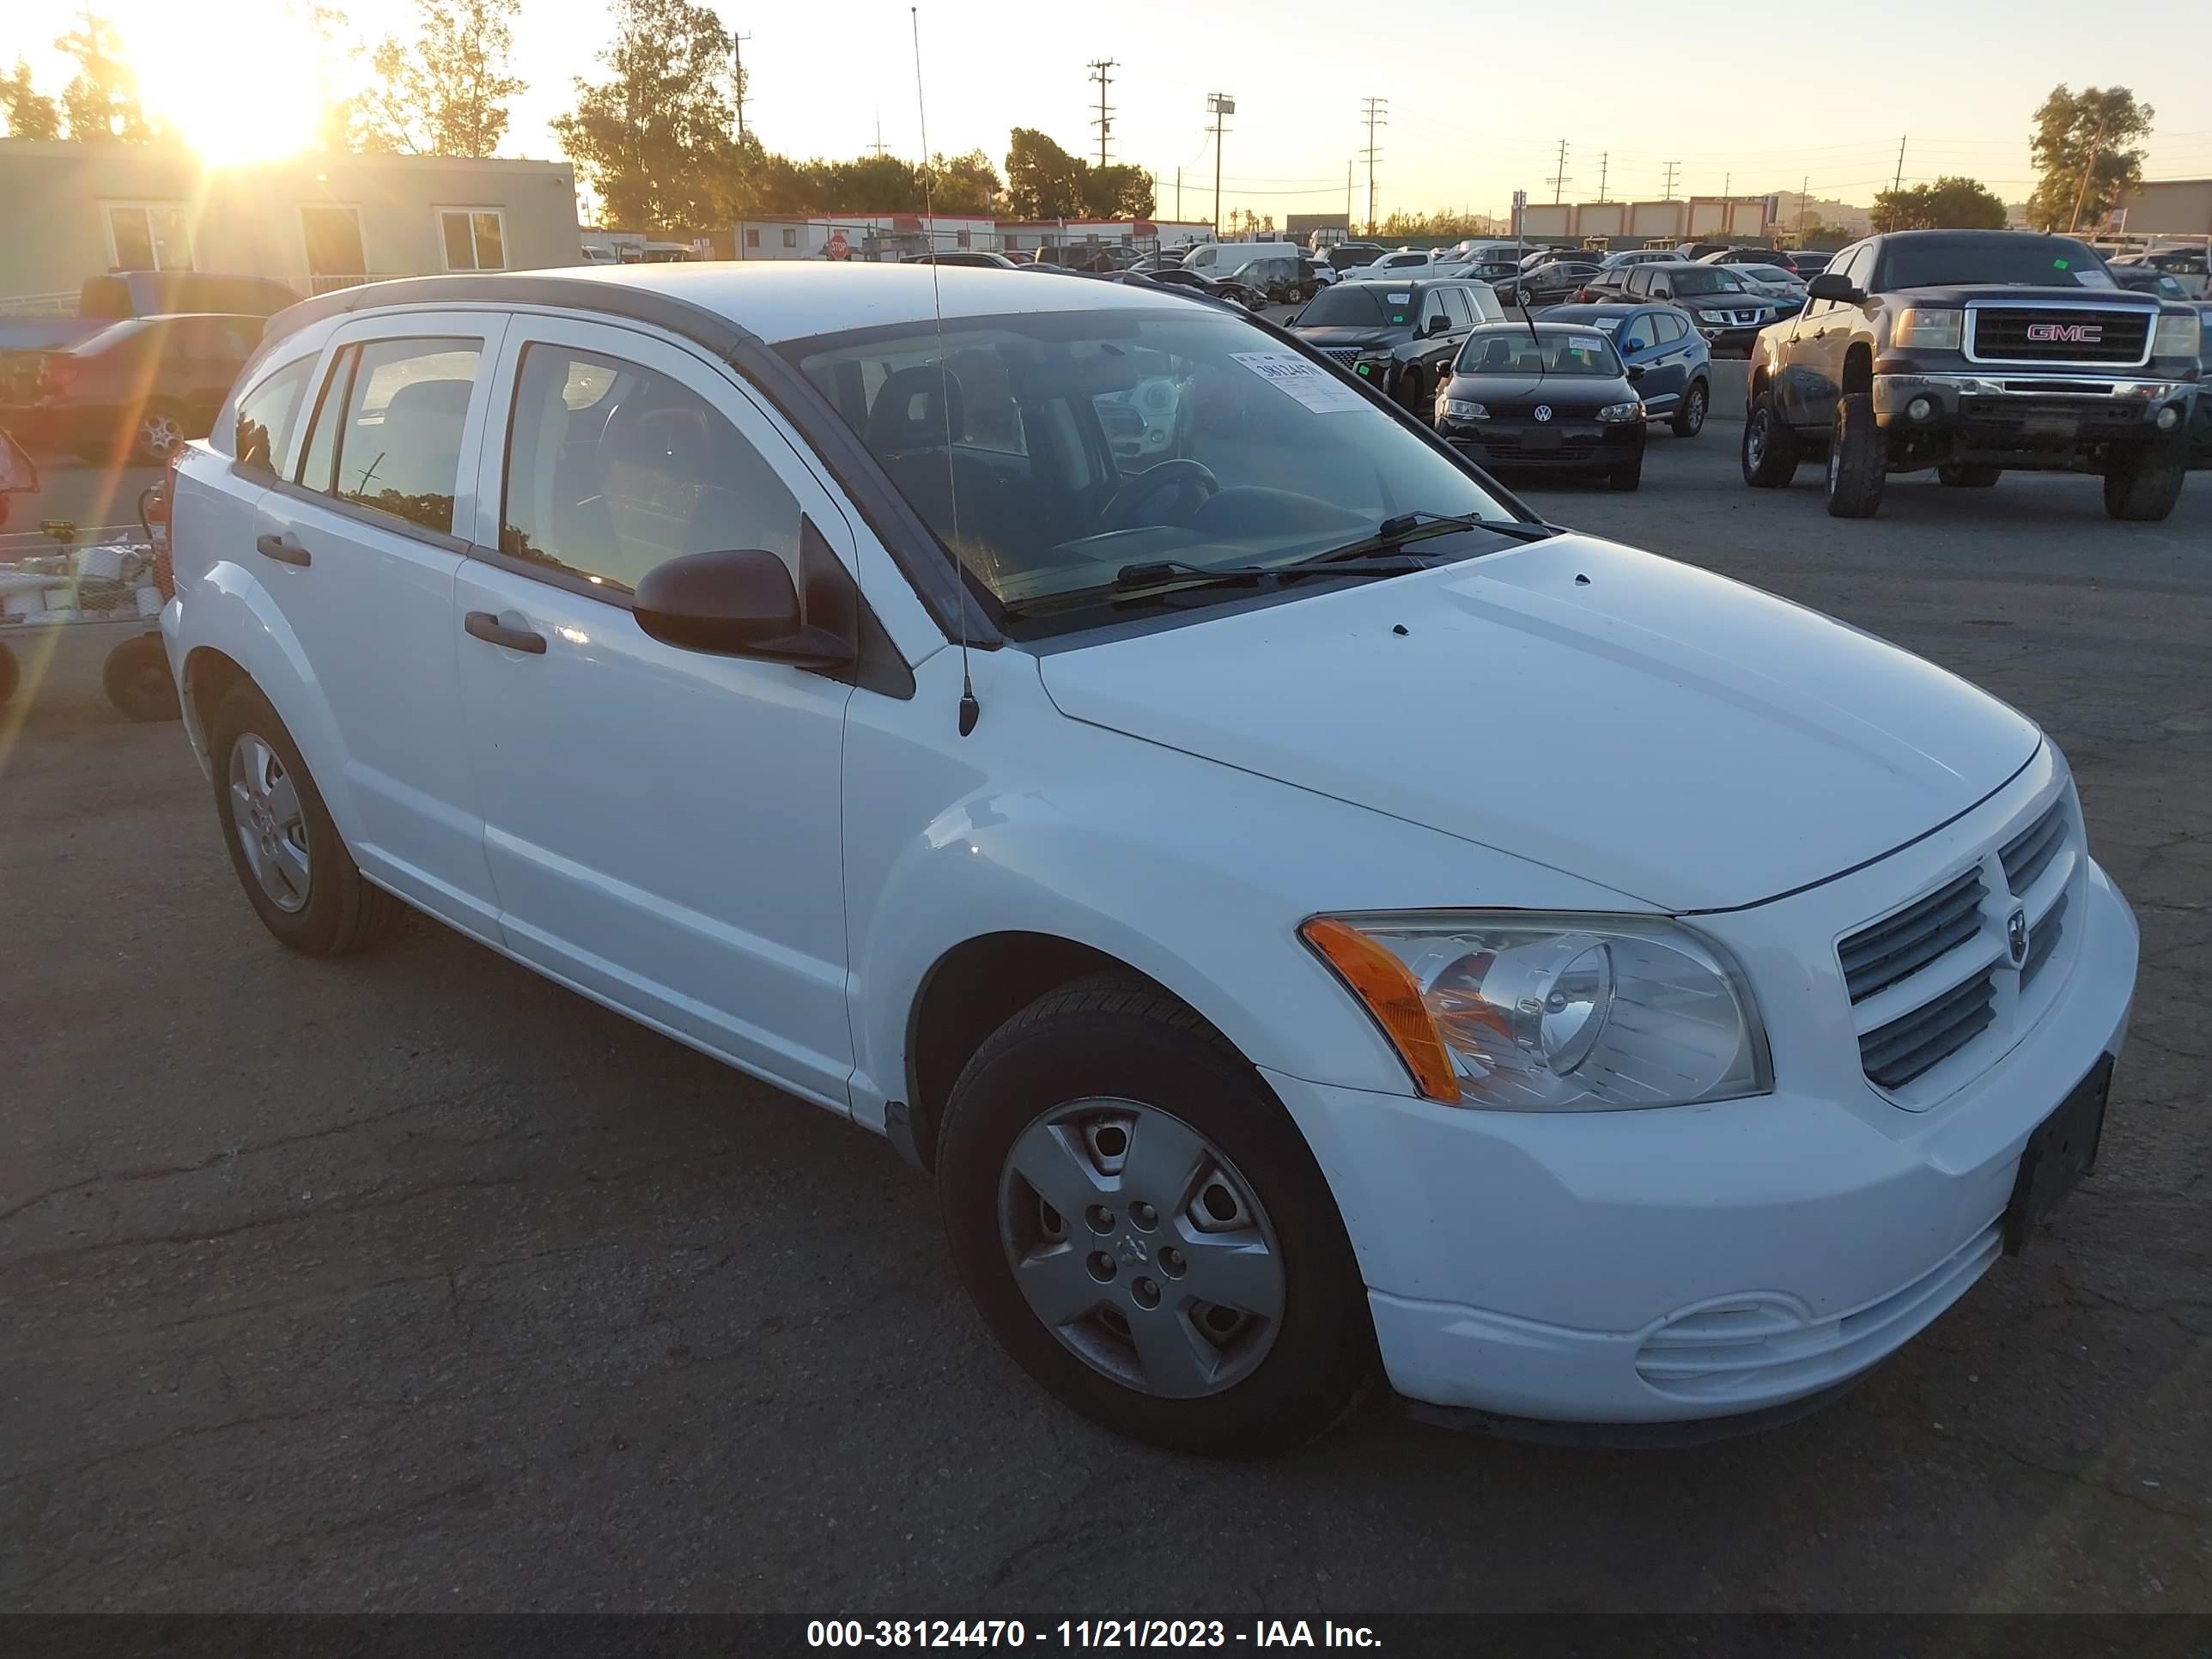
[
  {"x1": 295, "y1": 337, "x2": 481, "y2": 534},
  {"x1": 1655, "y1": 312, "x2": 1690, "y2": 344},
  {"x1": 499, "y1": 343, "x2": 803, "y2": 596},
  {"x1": 1439, "y1": 287, "x2": 1474, "y2": 327},
  {"x1": 439, "y1": 210, "x2": 507, "y2": 272},
  {"x1": 233, "y1": 356, "x2": 317, "y2": 475}
]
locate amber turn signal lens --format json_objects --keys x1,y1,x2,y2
[{"x1": 1299, "y1": 917, "x2": 1461, "y2": 1103}]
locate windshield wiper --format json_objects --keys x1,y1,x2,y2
[
  {"x1": 1110, "y1": 556, "x2": 1434, "y2": 605},
  {"x1": 1115, "y1": 558, "x2": 1267, "y2": 588},
  {"x1": 1307, "y1": 511, "x2": 1555, "y2": 564}
]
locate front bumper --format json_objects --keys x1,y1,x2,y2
[
  {"x1": 1441, "y1": 421, "x2": 1644, "y2": 471},
  {"x1": 1267, "y1": 789, "x2": 2136, "y2": 1425},
  {"x1": 1871, "y1": 371, "x2": 2195, "y2": 467},
  {"x1": 1690, "y1": 317, "x2": 1773, "y2": 354}
]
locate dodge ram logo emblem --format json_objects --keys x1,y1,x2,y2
[
  {"x1": 1534, "y1": 404, "x2": 1553, "y2": 422},
  {"x1": 2007, "y1": 907, "x2": 2029, "y2": 967},
  {"x1": 2025, "y1": 322, "x2": 2102, "y2": 343}
]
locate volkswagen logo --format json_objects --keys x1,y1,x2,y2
[
  {"x1": 1116, "y1": 1234, "x2": 1149, "y2": 1267},
  {"x1": 2007, "y1": 907, "x2": 2029, "y2": 968},
  {"x1": 1534, "y1": 404, "x2": 1553, "y2": 422}
]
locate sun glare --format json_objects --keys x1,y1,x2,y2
[{"x1": 125, "y1": 0, "x2": 326, "y2": 164}]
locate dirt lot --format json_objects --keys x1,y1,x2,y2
[{"x1": 3, "y1": 447, "x2": 2206, "y2": 1613}]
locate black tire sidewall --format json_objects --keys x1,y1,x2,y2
[
  {"x1": 102, "y1": 635, "x2": 179, "y2": 722},
  {"x1": 1741, "y1": 393, "x2": 1797, "y2": 486},
  {"x1": 1825, "y1": 392, "x2": 1885, "y2": 518},
  {"x1": 209, "y1": 681, "x2": 361, "y2": 954},
  {"x1": 938, "y1": 995, "x2": 1373, "y2": 1455},
  {"x1": 2104, "y1": 446, "x2": 2185, "y2": 521},
  {"x1": 1673, "y1": 380, "x2": 1708, "y2": 438}
]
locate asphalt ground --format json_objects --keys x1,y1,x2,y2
[{"x1": 2, "y1": 446, "x2": 2207, "y2": 1615}]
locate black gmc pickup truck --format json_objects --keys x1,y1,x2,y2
[{"x1": 1741, "y1": 229, "x2": 2203, "y2": 520}]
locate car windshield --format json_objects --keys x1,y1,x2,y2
[
  {"x1": 1671, "y1": 269, "x2": 1748, "y2": 295},
  {"x1": 1878, "y1": 234, "x2": 2113, "y2": 289},
  {"x1": 1297, "y1": 284, "x2": 1413, "y2": 326},
  {"x1": 1741, "y1": 266, "x2": 1798, "y2": 283},
  {"x1": 783, "y1": 307, "x2": 1516, "y2": 627},
  {"x1": 1455, "y1": 330, "x2": 1622, "y2": 376}
]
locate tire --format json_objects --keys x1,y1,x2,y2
[
  {"x1": 1936, "y1": 463, "x2": 2001, "y2": 488},
  {"x1": 101, "y1": 635, "x2": 179, "y2": 722},
  {"x1": 131, "y1": 399, "x2": 189, "y2": 467},
  {"x1": 2102, "y1": 444, "x2": 2185, "y2": 522},
  {"x1": 0, "y1": 641, "x2": 16, "y2": 710},
  {"x1": 1741, "y1": 392, "x2": 1800, "y2": 487},
  {"x1": 1607, "y1": 453, "x2": 1644, "y2": 491},
  {"x1": 1824, "y1": 392, "x2": 1886, "y2": 519},
  {"x1": 209, "y1": 678, "x2": 396, "y2": 957},
  {"x1": 937, "y1": 974, "x2": 1375, "y2": 1456},
  {"x1": 1395, "y1": 362, "x2": 1426, "y2": 414},
  {"x1": 1671, "y1": 379, "x2": 1709, "y2": 439}
]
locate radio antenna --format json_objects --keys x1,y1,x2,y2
[{"x1": 911, "y1": 6, "x2": 979, "y2": 737}]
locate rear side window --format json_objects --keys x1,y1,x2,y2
[
  {"x1": 1439, "y1": 288, "x2": 1473, "y2": 326},
  {"x1": 233, "y1": 356, "x2": 316, "y2": 476},
  {"x1": 499, "y1": 343, "x2": 802, "y2": 596},
  {"x1": 293, "y1": 337, "x2": 480, "y2": 534},
  {"x1": 1655, "y1": 312, "x2": 1689, "y2": 344}
]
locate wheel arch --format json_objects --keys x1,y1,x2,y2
[{"x1": 1843, "y1": 341, "x2": 1874, "y2": 398}]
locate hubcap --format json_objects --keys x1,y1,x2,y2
[
  {"x1": 1686, "y1": 389, "x2": 1705, "y2": 431},
  {"x1": 142, "y1": 412, "x2": 181, "y2": 455},
  {"x1": 228, "y1": 733, "x2": 311, "y2": 912},
  {"x1": 998, "y1": 1098, "x2": 1285, "y2": 1399},
  {"x1": 1747, "y1": 414, "x2": 1765, "y2": 465}
]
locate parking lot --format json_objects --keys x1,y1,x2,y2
[{"x1": 3, "y1": 443, "x2": 2207, "y2": 1614}]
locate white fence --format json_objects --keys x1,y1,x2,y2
[{"x1": 0, "y1": 292, "x2": 80, "y2": 318}]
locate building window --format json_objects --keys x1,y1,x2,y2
[
  {"x1": 106, "y1": 204, "x2": 193, "y2": 271},
  {"x1": 301, "y1": 205, "x2": 368, "y2": 284},
  {"x1": 956, "y1": 228, "x2": 970, "y2": 249},
  {"x1": 782, "y1": 228, "x2": 798, "y2": 248},
  {"x1": 438, "y1": 209, "x2": 507, "y2": 272},
  {"x1": 744, "y1": 227, "x2": 761, "y2": 249}
]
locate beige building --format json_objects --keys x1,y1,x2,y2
[
  {"x1": 2118, "y1": 179, "x2": 2212, "y2": 239},
  {"x1": 0, "y1": 140, "x2": 584, "y2": 304}
]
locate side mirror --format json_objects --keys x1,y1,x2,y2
[
  {"x1": 1426, "y1": 313, "x2": 1453, "y2": 336},
  {"x1": 1626, "y1": 363, "x2": 1646, "y2": 381},
  {"x1": 1806, "y1": 271, "x2": 1863, "y2": 304},
  {"x1": 1650, "y1": 284, "x2": 1672, "y2": 299},
  {"x1": 634, "y1": 547, "x2": 857, "y2": 668}
]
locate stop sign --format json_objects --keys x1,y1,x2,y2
[{"x1": 825, "y1": 231, "x2": 850, "y2": 261}]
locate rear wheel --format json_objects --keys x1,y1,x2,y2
[
  {"x1": 130, "y1": 399, "x2": 189, "y2": 466},
  {"x1": 938, "y1": 975, "x2": 1374, "y2": 1455},
  {"x1": 101, "y1": 635, "x2": 179, "y2": 722},
  {"x1": 1824, "y1": 392, "x2": 1886, "y2": 519},
  {"x1": 1936, "y1": 463, "x2": 2001, "y2": 488},
  {"x1": 1671, "y1": 380, "x2": 1709, "y2": 438},
  {"x1": 2102, "y1": 444, "x2": 2185, "y2": 522},
  {"x1": 1741, "y1": 392, "x2": 1800, "y2": 487},
  {"x1": 1395, "y1": 362, "x2": 1426, "y2": 414},
  {"x1": 209, "y1": 679, "x2": 396, "y2": 956}
]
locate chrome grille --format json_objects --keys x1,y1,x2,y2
[
  {"x1": 2022, "y1": 890, "x2": 2067, "y2": 988},
  {"x1": 1966, "y1": 306, "x2": 2152, "y2": 367},
  {"x1": 1838, "y1": 868, "x2": 1986, "y2": 1003},
  {"x1": 1859, "y1": 969, "x2": 1999, "y2": 1090},
  {"x1": 2001, "y1": 797, "x2": 2068, "y2": 896},
  {"x1": 1317, "y1": 346, "x2": 1361, "y2": 368}
]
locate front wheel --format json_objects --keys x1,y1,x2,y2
[
  {"x1": 1824, "y1": 392, "x2": 1887, "y2": 519},
  {"x1": 101, "y1": 635, "x2": 179, "y2": 722},
  {"x1": 2103, "y1": 444, "x2": 2185, "y2": 522},
  {"x1": 1671, "y1": 380, "x2": 1709, "y2": 439},
  {"x1": 1607, "y1": 452, "x2": 1644, "y2": 491},
  {"x1": 1395, "y1": 362, "x2": 1426, "y2": 414},
  {"x1": 938, "y1": 975, "x2": 1374, "y2": 1455},
  {"x1": 1741, "y1": 392, "x2": 1801, "y2": 487}
]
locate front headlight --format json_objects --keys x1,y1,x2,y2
[
  {"x1": 1437, "y1": 397, "x2": 1490, "y2": 419},
  {"x1": 1301, "y1": 912, "x2": 1771, "y2": 1111},
  {"x1": 1893, "y1": 307, "x2": 1964, "y2": 349},
  {"x1": 2152, "y1": 312, "x2": 2201, "y2": 357},
  {"x1": 1595, "y1": 401, "x2": 1644, "y2": 423}
]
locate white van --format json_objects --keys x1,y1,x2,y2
[{"x1": 1182, "y1": 240, "x2": 1303, "y2": 280}]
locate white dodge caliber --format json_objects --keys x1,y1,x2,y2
[{"x1": 162, "y1": 264, "x2": 2136, "y2": 1453}]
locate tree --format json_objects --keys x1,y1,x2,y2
[
  {"x1": 54, "y1": 9, "x2": 155, "y2": 143},
  {"x1": 1869, "y1": 175, "x2": 2008, "y2": 233},
  {"x1": 553, "y1": 0, "x2": 734, "y2": 230},
  {"x1": 2027, "y1": 85, "x2": 2154, "y2": 233},
  {"x1": 1005, "y1": 127, "x2": 1087, "y2": 219},
  {"x1": 1082, "y1": 163, "x2": 1155, "y2": 219},
  {"x1": 356, "y1": 0, "x2": 524, "y2": 156},
  {"x1": 0, "y1": 57, "x2": 61, "y2": 139},
  {"x1": 925, "y1": 149, "x2": 1002, "y2": 216}
]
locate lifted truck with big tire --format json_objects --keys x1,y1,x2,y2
[{"x1": 1741, "y1": 229, "x2": 2203, "y2": 520}]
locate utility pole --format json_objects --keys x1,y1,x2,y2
[
  {"x1": 1547, "y1": 139, "x2": 1571, "y2": 204},
  {"x1": 2066, "y1": 116, "x2": 2110, "y2": 233},
  {"x1": 1086, "y1": 58, "x2": 1116, "y2": 168},
  {"x1": 1175, "y1": 167, "x2": 1182, "y2": 220},
  {"x1": 1893, "y1": 135, "x2": 1906, "y2": 194},
  {"x1": 1346, "y1": 159, "x2": 1353, "y2": 228},
  {"x1": 867, "y1": 115, "x2": 887, "y2": 158},
  {"x1": 1206, "y1": 93, "x2": 1235, "y2": 237},
  {"x1": 1796, "y1": 173, "x2": 1808, "y2": 236},
  {"x1": 1662, "y1": 160, "x2": 1680, "y2": 199},
  {"x1": 1597, "y1": 151, "x2": 1608, "y2": 202},
  {"x1": 1358, "y1": 97, "x2": 1386, "y2": 235},
  {"x1": 732, "y1": 31, "x2": 751, "y2": 142},
  {"x1": 1723, "y1": 172, "x2": 1731, "y2": 201}
]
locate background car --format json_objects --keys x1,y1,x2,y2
[
  {"x1": 2106, "y1": 264, "x2": 2194, "y2": 303},
  {"x1": 1538, "y1": 301, "x2": 1713, "y2": 435},
  {"x1": 1432, "y1": 321, "x2": 1648, "y2": 489},
  {"x1": 1132, "y1": 266, "x2": 1267, "y2": 310},
  {"x1": 1290, "y1": 276, "x2": 1495, "y2": 410},
  {"x1": 1725, "y1": 263, "x2": 1809, "y2": 313},
  {"x1": 1700, "y1": 247, "x2": 1800, "y2": 274},
  {"x1": 1587, "y1": 261, "x2": 1782, "y2": 354},
  {"x1": 905, "y1": 251, "x2": 1019, "y2": 270},
  {"x1": 3, "y1": 313, "x2": 264, "y2": 463},
  {"x1": 1787, "y1": 250, "x2": 1836, "y2": 276},
  {"x1": 1324, "y1": 240, "x2": 1386, "y2": 271},
  {"x1": 1595, "y1": 248, "x2": 1681, "y2": 272},
  {"x1": 1498, "y1": 258, "x2": 1605, "y2": 309}
]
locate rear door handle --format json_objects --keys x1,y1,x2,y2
[
  {"x1": 254, "y1": 532, "x2": 310, "y2": 567},
  {"x1": 464, "y1": 610, "x2": 546, "y2": 654}
]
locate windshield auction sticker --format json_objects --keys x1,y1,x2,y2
[{"x1": 1231, "y1": 352, "x2": 1368, "y2": 413}]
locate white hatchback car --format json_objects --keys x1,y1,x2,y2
[{"x1": 163, "y1": 264, "x2": 2135, "y2": 1453}]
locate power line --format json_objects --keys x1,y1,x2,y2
[
  {"x1": 1359, "y1": 96, "x2": 1387, "y2": 234},
  {"x1": 1086, "y1": 58, "x2": 1115, "y2": 168}
]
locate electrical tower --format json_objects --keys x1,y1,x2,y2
[
  {"x1": 1207, "y1": 93, "x2": 1235, "y2": 234},
  {"x1": 867, "y1": 115, "x2": 887, "y2": 159},
  {"x1": 1358, "y1": 97, "x2": 1387, "y2": 234},
  {"x1": 1547, "y1": 139, "x2": 1571, "y2": 204},
  {"x1": 732, "y1": 31, "x2": 751, "y2": 142},
  {"x1": 1662, "y1": 160, "x2": 1680, "y2": 198},
  {"x1": 1596, "y1": 151, "x2": 1608, "y2": 201},
  {"x1": 1087, "y1": 58, "x2": 1116, "y2": 167}
]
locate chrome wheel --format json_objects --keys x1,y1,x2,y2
[
  {"x1": 998, "y1": 1097, "x2": 1285, "y2": 1399},
  {"x1": 1746, "y1": 411, "x2": 1767, "y2": 467},
  {"x1": 138, "y1": 409, "x2": 184, "y2": 459},
  {"x1": 228, "y1": 732, "x2": 310, "y2": 913},
  {"x1": 1681, "y1": 385, "x2": 1707, "y2": 434}
]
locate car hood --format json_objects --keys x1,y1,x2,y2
[
  {"x1": 1885, "y1": 283, "x2": 2160, "y2": 308},
  {"x1": 1443, "y1": 373, "x2": 1632, "y2": 409},
  {"x1": 1036, "y1": 536, "x2": 2040, "y2": 911}
]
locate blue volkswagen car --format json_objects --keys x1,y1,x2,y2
[{"x1": 1537, "y1": 302, "x2": 1712, "y2": 437}]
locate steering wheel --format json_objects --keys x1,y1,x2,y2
[{"x1": 1101, "y1": 458, "x2": 1221, "y2": 531}]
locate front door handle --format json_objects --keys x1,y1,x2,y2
[
  {"x1": 254, "y1": 532, "x2": 310, "y2": 567},
  {"x1": 464, "y1": 611, "x2": 546, "y2": 654}
]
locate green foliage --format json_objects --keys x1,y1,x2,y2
[
  {"x1": 0, "y1": 56, "x2": 61, "y2": 139},
  {"x1": 2027, "y1": 85, "x2": 2153, "y2": 232},
  {"x1": 53, "y1": 9, "x2": 155, "y2": 143},
  {"x1": 1376, "y1": 210, "x2": 1499, "y2": 239},
  {"x1": 552, "y1": 0, "x2": 735, "y2": 230},
  {"x1": 356, "y1": 0, "x2": 525, "y2": 157},
  {"x1": 1869, "y1": 175, "x2": 2008, "y2": 233},
  {"x1": 1003, "y1": 127, "x2": 1153, "y2": 219}
]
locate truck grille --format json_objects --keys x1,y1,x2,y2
[
  {"x1": 1966, "y1": 307, "x2": 2151, "y2": 366},
  {"x1": 1316, "y1": 347, "x2": 1362, "y2": 368},
  {"x1": 1838, "y1": 791, "x2": 2081, "y2": 1098}
]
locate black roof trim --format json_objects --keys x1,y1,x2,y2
[{"x1": 259, "y1": 273, "x2": 992, "y2": 647}]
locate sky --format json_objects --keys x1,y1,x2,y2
[{"x1": 10, "y1": 0, "x2": 2212, "y2": 224}]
